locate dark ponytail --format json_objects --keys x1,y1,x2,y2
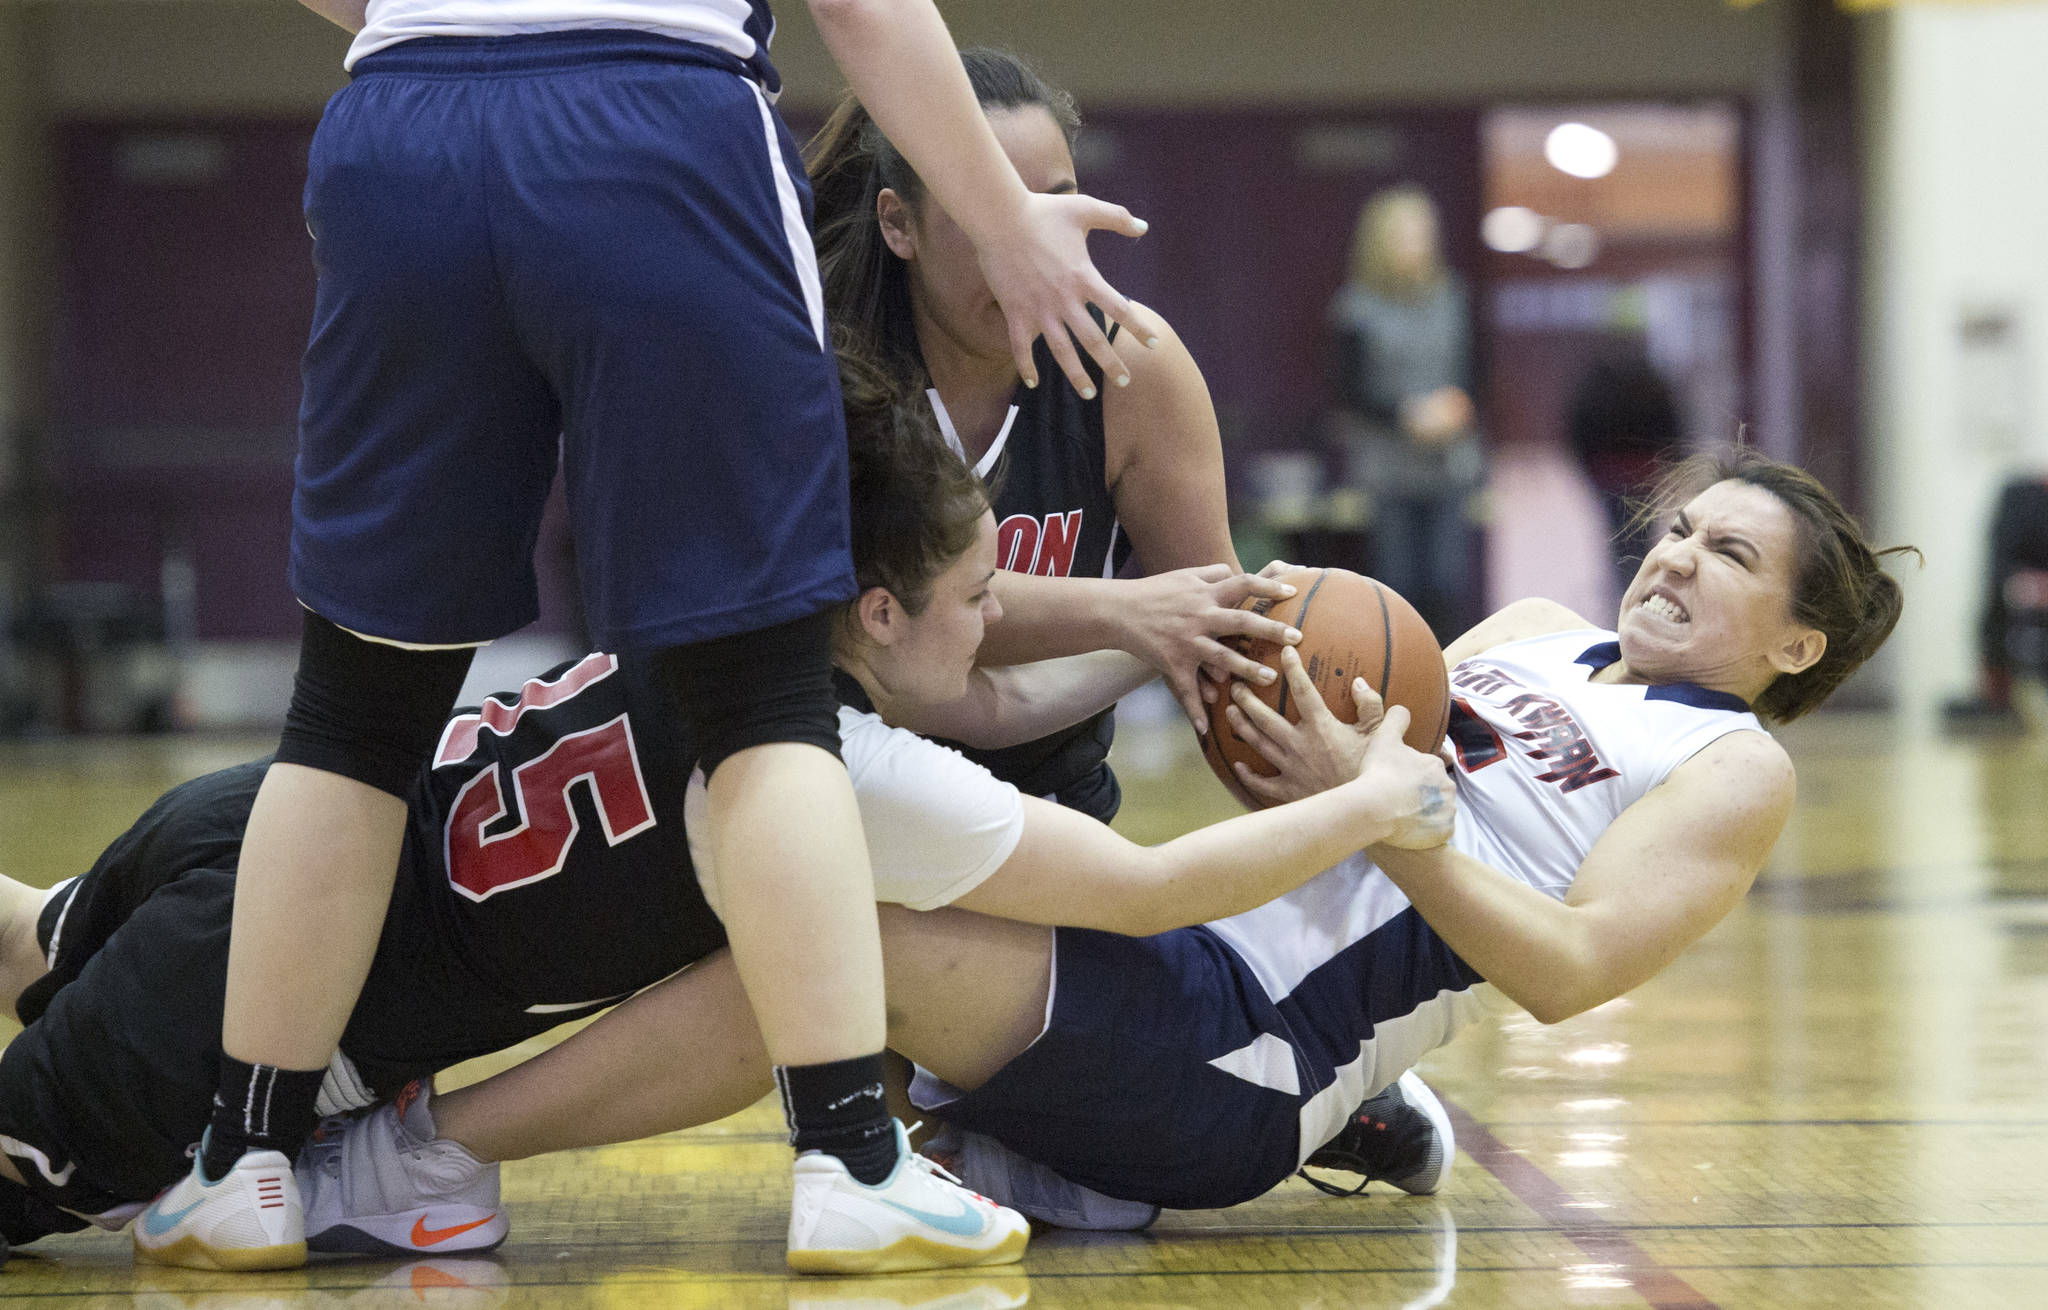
[{"x1": 804, "y1": 48, "x2": 1082, "y2": 392}]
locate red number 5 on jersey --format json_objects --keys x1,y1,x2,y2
[{"x1": 444, "y1": 713, "x2": 656, "y2": 902}]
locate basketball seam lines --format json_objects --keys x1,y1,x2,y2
[
  {"x1": 1371, "y1": 581, "x2": 1393, "y2": 708},
  {"x1": 1276, "y1": 569, "x2": 1330, "y2": 721}
]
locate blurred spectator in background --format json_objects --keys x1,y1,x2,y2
[
  {"x1": 1567, "y1": 351, "x2": 1685, "y2": 604},
  {"x1": 1946, "y1": 473, "x2": 2048, "y2": 732},
  {"x1": 1327, "y1": 185, "x2": 1483, "y2": 639}
]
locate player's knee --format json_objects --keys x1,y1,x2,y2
[
  {"x1": 274, "y1": 610, "x2": 476, "y2": 799},
  {"x1": 653, "y1": 608, "x2": 842, "y2": 780}
]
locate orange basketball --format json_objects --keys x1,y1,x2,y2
[{"x1": 1201, "y1": 567, "x2": 1450, "y2": 809}]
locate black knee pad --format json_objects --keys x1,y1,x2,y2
[
  {"x1": 274, "y1": 610, "x2": 477, "y2": 798},
  {"x1": 653, "y1": 608, "x2": 842, "y2": 781}
]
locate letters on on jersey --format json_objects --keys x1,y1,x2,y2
[
  {"x1": 1449, "y1": 662, "x2": 1619, "y2": 793},
  {"x1": 431, "y1": 654, "x2": 658, "y2": 902},
  {"x1": 996, "y1": 510, "x2": 1086, "y2": 577}
]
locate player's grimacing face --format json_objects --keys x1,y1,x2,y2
[
  {"x1": 891, "y1": 511, "x2": 1003, "y2": 703},
  {"x1": 1615, "y1": 480, "x2": 1820, "y2": 700},
  {"x1": 896, "y1": 106, "x2": 1078, "y2": 365}
]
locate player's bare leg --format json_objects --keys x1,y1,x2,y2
[
  {"x1": 705, "y1": 743, "x2": 888, "y2": 1067},
  {"x1": 435, "y1": 951, "x2": 774, "y2": 1163},
  {"x1": 137, "y1": 616, "x2": 474, "y2": 1272},
  {"x1": 134, "y1": 766, "x2": 402, "y2": 1270},
  {"x1": 705, "y1": 743, "x2": 1027, "y2": 1273},
  {"x1": 223, "y1": 767, "x2": 406, "y2": 1069}
]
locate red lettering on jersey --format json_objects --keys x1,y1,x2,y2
[
  {"x1": 1502, "y1": 692, "x2": 1618, "y2": 793},
  {"x1": 1032, "y1": 510, "x2": 1085, "y2": 577},
  {"x1": 434, "y1": 653, "x2": 617, "y2": 767},
  {"x1": 1535, "y1": 738, "x2": 1621, "y2": 792},
  {"x1": 997, "y1": 514, "x2": 1041, "y2": 572},
  {"x1": 1452, "y1": 663, "x2": 1517, "y2": 696},
  {"x1": 444, "y1": 713, "x2": 656, "y2": 902}
]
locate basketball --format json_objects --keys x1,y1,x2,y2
[{"x1": 1201, "y1": 567, "x2": 1450, "y2": 808}]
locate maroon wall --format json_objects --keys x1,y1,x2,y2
[{"x1": 42, "y1": 107, "x2": 1483, "y2": 639}]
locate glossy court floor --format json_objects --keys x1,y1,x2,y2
[{"x1": 0, "y1": 704, "x2": 2044, "y2": 1308}]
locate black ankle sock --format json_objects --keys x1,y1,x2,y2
[
  {"x1": 201, "y1": 1055, "x2": 327, "y2": 1179},
  {"x1": 776, "y1": 1053, "x2": 898, "y2": 1185}
]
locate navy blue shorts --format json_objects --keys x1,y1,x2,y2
[
  {"x1": 915, "y1": 926, "x2": 1308, "y2": 1211},
  {"x1": 292, "y1": 32, "x2": 855, "y2": 650}
]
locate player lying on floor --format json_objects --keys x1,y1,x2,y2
[
  {"x1": 272, "y1": 444, "x2": 1913, "y2": 1240},
  {"x1": 0, "y1": 381, "x2": 1454, "y2": 1260}
]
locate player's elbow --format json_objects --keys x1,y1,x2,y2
[{"x1": 1522, "y1": 994, "x2": 1592, "y2": 1026}]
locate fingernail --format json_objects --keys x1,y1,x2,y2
[
  {"x1": 1116, "y1": 374, "x2": 1130, "y2": 388},
  {"x1": 1133, "y1": 217, "x2": 1149, "y2": 234},
  {"x1": 1286, "y1": 628, "x2": 1303, "y2": 643},
  {"x1": 1024, "y1": 376, "x2": 1038, "y2": 389},
  {"x1": 1145, "y1": 336, "x2": 1161, "y2": 349},
  {"x1": 1081, "y1": 385, "x2": 1097, "y2": 400},
  {"x1": 1258, "y1": 668, "x2": 1277, "y2": 683},
  {"x1": 1279, "y1": 585, "x2": 1297, "y2": 596}
]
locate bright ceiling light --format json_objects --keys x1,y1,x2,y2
[
  {"x1": 1482, "y1": 205, "x2": 1546, "y2": 253},
  {"x1": 1545, "y1": 122, "x2": 1618, "y2": 179}
]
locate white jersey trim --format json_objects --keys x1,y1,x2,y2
[
  {"x1": 348, "y1": 1, "x2": 763, "y2": 71},
  {"x1": 751, "y1": 82, "x2": 826, "y2": 350},
  {"x1": 928, "y1": 390, "x2": 1020, "y2": 479}
]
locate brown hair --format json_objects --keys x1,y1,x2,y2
[
  {"x1": 805, "y1": 48, "x2": 1081, "y2": 390},
  {"x1": 838, "y1": 333, "x2": 990, "y2": 620},
  {"x1": 1633, "y1": 448, "x2": 1917, "y2": 723}
]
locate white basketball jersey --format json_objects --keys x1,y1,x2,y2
[
  {"x1": 1438, "y1": 627, "x2": 1766, "y2": 901},
  {"x1": 1200, "y1": 626, "x2": 1767, "y2": 1159},
  {"x1": 349, "y1": 0, "x2": 773, "y2": 71}
]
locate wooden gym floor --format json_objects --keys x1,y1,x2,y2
[{"x1": 0, "y1": 706, "x2": 2044, "y2": 1308}]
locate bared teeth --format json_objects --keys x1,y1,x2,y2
[{"x1": 1640, "y1": 594, "x2": 1689, "y2": 622}]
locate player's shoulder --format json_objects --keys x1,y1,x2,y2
[
  {"x1": 1673, "y1": 725, "x2": 1792, "y2": 789},
  {"x1": 1445, "y1": 598, "x2": 1603, "y2": 667},
  {"x1": 1102, "y1": 308, "x2": 1206, "y2": 432}
]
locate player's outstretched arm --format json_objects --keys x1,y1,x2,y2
[
  {"x1": 882, "y1": 650, "x2": 1160, "y2": 750},
  {"x1": 1370, "y1": 730, "x2": 1794, "y2": 1024},
  {"x1": 979, "y1": 566, "x2": 1302, "y2": 730},
  {"x1": 807, "y1": 0, "x2": 1166, "y2": 394},
  {"x1": 949, "y1": 707, "x2": 1454, "y2": 937}
]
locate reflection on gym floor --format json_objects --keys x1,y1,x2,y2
[{"x1": 2, "y1": 706, "x2": 2046, "y2": 1308}]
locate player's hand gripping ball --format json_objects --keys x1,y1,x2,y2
[{"x1": 1201, "y1": 567, "x2": 1450, "y2": 809}]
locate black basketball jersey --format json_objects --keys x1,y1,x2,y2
[
  {"x1": 400, "y1": 651, "x2": 727, "y2": 1021},
  {"x1": 929, "y1": 324, "x2": 1135, "y2": 811}
]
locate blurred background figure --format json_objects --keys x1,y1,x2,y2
[
  {"x1": 1566, "y1": 351, "x2": 1684, "y2": 601},
  {"x1": 1327, "y1": 185, "x2": 1484, "y2": 640},
  {"x1": 1945, "y1": 473, "x2": 2048, "y2": 733}
]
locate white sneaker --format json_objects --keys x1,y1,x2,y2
[
  {"x1": 133, "y1": 1135, "x2": 305, "y2": 1271},
  {"x1": 925, "y1": 1125, "x2": 1159, "y2": 1231},
  {"x1": 295, "y1": 1081, "x2": 507, "y2": 1257},
  {"x1": 787, "y1": 1121, "x2": 1030, "y2": 1275}
]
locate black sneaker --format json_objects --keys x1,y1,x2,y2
[{"x1": 1299, "y1": 1071, "x2": 1454, "y2": 1197}]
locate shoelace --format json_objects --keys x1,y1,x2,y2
[{"x1": 902, "y1": 1123, "x2": 995, "y2": 1207}]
